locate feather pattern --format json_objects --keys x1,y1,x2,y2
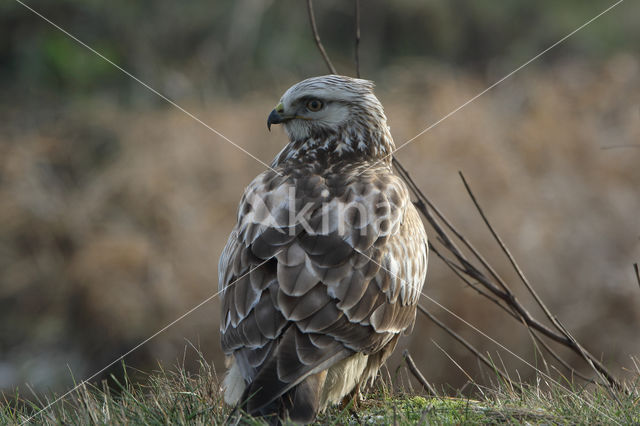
[{"x1": 219, "y1": 75, "x2": 427, "y2": 423}]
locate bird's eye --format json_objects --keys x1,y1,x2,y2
[{"x1": 306, "y1": 99, "x2": 323, "y2": 112}]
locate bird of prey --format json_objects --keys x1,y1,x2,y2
[{"x1": 219, "y1": 75, "x2": 428, "y2": 423}]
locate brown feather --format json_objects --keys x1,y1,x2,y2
[{"x1": 219, "y1": 75, "x2": 428, "y2": 424}]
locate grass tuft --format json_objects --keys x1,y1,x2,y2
[{"x1": 2, "y1": 358, "x2": 638, "y2": 425}]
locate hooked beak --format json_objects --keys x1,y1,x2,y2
[{"x1": 267, "y1": 102, "x2": 293, "y2": 131}]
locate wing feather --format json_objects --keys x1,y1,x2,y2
[
  {"x1": 219, "y1": 165, "x2": 427, "y2": 414},
  {"x1": 276, "y1": 262, "x2": 319, "y2": 296}
]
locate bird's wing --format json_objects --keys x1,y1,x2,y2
[{"x1": 219, "y1": 166, "x2": 427, "y2": 412}]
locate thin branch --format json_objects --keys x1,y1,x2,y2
[
  {"x1": 354, "y1": 0, "x2": 361, "y2": 78},
  {"x1": 392, "y1": 157, "x2": 623, "y2": 392},
  {"x1": 553, "y1": 317, "x2": 630, "y2": 422},
  {"x1": 429, "y1": 243, "x2": 518, "y2": 320},
  {"x1": 432, "y1": 340, "x2": 485, "y2": 397},
  {"x1": 306, "y1": 0, "x2": 337, "y2": 74},
  {"x1": 634, "y1": 263, "x2": 640, "y2": 290},
  {"x1": 403, "y1": 350, "x2": 437, "y2": 396},
  {"x1": 395, "y1": 159, "x2": 513, "y2": 296},
  {"x1": 417, "y1": 305, "x2": 523, "y2": 393},
  {"x1": 458, "y1": 171, "x2": 561, "y2": 334},
  {"x1": 531, "y1": 332, "x2": 596, "y2": 384},
  {"x1": 457, "y1": 171, "x2": 623, "y2": 391},
  {"x1": 395, "y1": 159, "x2": 567, "y2": 344},
  {"x1": 435, "y1": 235, "x2": 596, "y2": 386},
  {"x1": 519, "y1": 316, "x2": 552, "y2": 378}
]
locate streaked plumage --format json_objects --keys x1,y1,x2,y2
[{"x1": 219, "y1": 75, "x2": 428, "y2": 423}]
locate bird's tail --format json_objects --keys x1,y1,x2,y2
[{"x1": 241, "y1": 372, "x2": 327, "y2": 424}]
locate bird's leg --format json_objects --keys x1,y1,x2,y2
[
  {"x1": 352, "y1": 381, "x2": 362, "y2": 410},
  {"x1": 339, "y1": 381, "x2": 362, "y2": 411},
  {"x1": 338, "y1": 382, "x2": 362, "y2": 424}
]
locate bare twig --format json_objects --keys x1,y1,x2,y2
[
  {"x1": 392, "y1": 158, "x2": 623, "y2": 392},
  {"x1": 417, "y1": 305, "x2": 522, "y2": 393},
  {"x1": 530, "y1": 332, "x2": 596, "y2": 384},
  {"x1": 634, "y1": 263, "x2": 640, "y2": 290},
  {"x1": 354, "y1": 0, "x2": 361, "y2": 78},
  {"x1": 459, "y1": 172, "x2": 562, "y2": 334},
  {"x1": 434, "y1": 226, "x2": 596, "y2": 386},
  {"x1": 396, "y1": 160, "x2": 513, "y2": 296},
  {"x1": 395, "y1": 160, "x2": 564, "y2": 343},
  {"x1": 403, "y1": 349, "x2": 437, "y2": 396},
  {"x1": 306, "y1": 0, "x2": 336, "y2": 74},
  {"x1": 457, "y1": 171, "x2": 623, "y2": 391},
  {"x1": 429, "y1": 242, "x2": 518, "y2": 319},
  {"x1": 432, "y1": 340, "x2": 485, "y2": 398},
  {"x1": 553, "y1": 318, "x2": 631, "y2": 423},
  {"x1": 520, "y1": 316, "x2": 552, "y2": 378}
]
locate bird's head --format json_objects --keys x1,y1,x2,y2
[{"x1": 267, "y1": 75, "x2": 389, "y2": 144}]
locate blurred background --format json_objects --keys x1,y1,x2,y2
[{"x1": 1, "y1": 0, "x2": 639, "y2": 397}]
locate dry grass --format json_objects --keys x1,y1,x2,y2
[
  {"x1": 1, "y1": 57, "x2": 639, "y2": 397},
  {"x1": 2, "y1": 350, "x2": 638, "y2": 425}
]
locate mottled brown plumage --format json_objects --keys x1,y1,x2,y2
[{"x1": 219, "y1": 75, "x2": 428, "y2": 423}]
